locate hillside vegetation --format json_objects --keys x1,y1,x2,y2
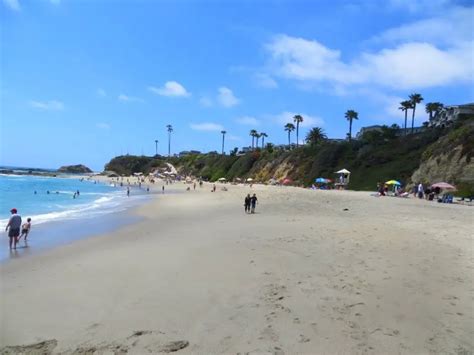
[{"x1": 104, "y1": 118, "x2": 474, "y2": 195}]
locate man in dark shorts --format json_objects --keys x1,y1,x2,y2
[
  {"x1": 5, "y1": 208, "x2": 22, "y2": 250},
  {"x1": 250, "y1": 194, "x2": 258, "y2": 214},
  {"x1": 244, "y1": 194, "x2": 251, "y2": 213}
]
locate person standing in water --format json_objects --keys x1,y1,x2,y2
[
  {"x1": 250, "y1": 194, "x2": 258, "y2": 214},
  {"x1": 127, "y1": 187, "x2": 130, "y2": 197},
  {"x1": 5, "y1": 208, "x2": 22, "y2": 249},
  {"x1": 244, "y1": 194, "x2": 251, "y2": 213}
]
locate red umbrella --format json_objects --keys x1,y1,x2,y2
[
  {"x1": 431, "y1": 182, "x2": 456, "y2": 190},
  {"x1": 282, "y1": 178, "x2": 292, "y2": 185}
]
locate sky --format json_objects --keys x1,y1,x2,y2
[{"x1": 1, "y1": 0, "x2": 473, "y2": 171}]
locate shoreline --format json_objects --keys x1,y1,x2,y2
[
  {"x1": 0, "y1": 175, "x2": 179, "y2": 263},
  {"x1": 1, "y1": 183, "x2": 472, "y2": 353}
]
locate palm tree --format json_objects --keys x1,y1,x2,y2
[
  {"x1": 293, "y1": 115, "x2": 304, "y2": 147},
  {"x1": 260, "y1": 132, "x2": 268, "y2": 148},
  {"x1": 399, "y1": 100, "x2": 413, "y2": 136},
  {"x1": 166, "y1": 124, "x2": 173, "y2": 157},
  {"x1": 221, "y1": 130, "x2": 226, "y2": 155},
  {"x1": 305, "y1": 127, "x2": 327, "y2": 146},
  {"x1": 409, "y1": 93, "x2": 424, "y2": 134},
  {"x1": 154, "y1": 139, "x2": 159, "y2": 156},
  {"x1": 249, "y1": 129, "x2": 258, "y2": 149},
  {"x1": 425, "y1": 102, "x2": 444, "y2": 121},
  {"x1": 345, "y1": 109, "x2": 358, "y2": 141},
  {"x1": 284, "y1": 123, "x2": 295, "y2": 147}
]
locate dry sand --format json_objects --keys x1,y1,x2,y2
[{"x1": 1, "y1": 182, "x2": 473, "y2": 354}]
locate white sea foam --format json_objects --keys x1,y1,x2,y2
[{"x1": 0, "y1": 192, "x2": 147, "y2": 227}]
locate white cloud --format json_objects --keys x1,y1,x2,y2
[
  {"x1": 235, "y1": 116, "x2": 260, "y2": 126},
  {"x1": 387, "y1": 0, "x2": 450, "y2": 13},
  {"x1": 29, "y1": 100, "x2": 64, "y2": 111},
  {"x1": 118, "y1": 94, "x2": 144, "y2": 103},
  {"x1": 96, "y1": 122, "x2": 111, "y2": 129},
  {"x1": 190, "y1": 122, "x2": 224, "y2": 131},
  {"x1": 271, "y1": 111, "x2": 324, "y2": 128},
  {"x1": 2, "y1": 0, "x2": 20, "y2": 11},
  {"x1": 199, "y1": 96, "x2": 213, "y2": 107},
  {"x1": 148, "y1": 81, "x2": 190, "y2": 97},
  {"x1": 97, "y1": 88, "x2": 106, "y2": 97},
  {"x1": 265, "y1": 33, "x2": 473, "y2": 90},
  {"x1": 254, "y1": 73, "x2": 278, "y2": 89},
  {"x1": 371, "y1": 7, "x2": 473, "y2": 46},
  {"x1": 217, "y1": 87, "x2": 240, "y2": 107}
]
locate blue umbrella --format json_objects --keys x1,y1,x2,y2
[{"x1": 315, "y1": 177, "x2": 327, "y2": 183}]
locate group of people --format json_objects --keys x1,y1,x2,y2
[
  {"x1": 5, "y1": 208, "x2": 32, "y2": 250},
  {"x1": 244, "y1": 194, "x2": 258, "y2": 214}
]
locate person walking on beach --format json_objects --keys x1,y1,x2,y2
[
  {"x1": 244, "y1": 194, "x2": 251, "y2": 213},
  {"x1": 162, "y1": 185, "x2": 165, "y2": 194},
  {"x1": 250, "y1": 194, "x2": 258, "y2": 214},
  {"x1": 127, "y1": 187, "x2": 130, "y2": 197},
  {"x1": 18, "y1": 218, "x2": 32, "y2": 242},
  {"x1": 5, "y1": 208, "x2": 22, "y2": 249}
]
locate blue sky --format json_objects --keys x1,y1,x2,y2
[{"x1": 1, "y1": 0, "x2": 473, "y2": 170}]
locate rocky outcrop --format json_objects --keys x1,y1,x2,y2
[
  {"x1": 411, "y1": 146, "x2": 474, "y2": 186},
  {"x1": 411, "y1": 120, "x2": 474, "y2": 195},
  {"x1": 58, "y1": 164, "x2": 93, "y2": 174}
]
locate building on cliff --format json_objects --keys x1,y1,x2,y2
[{"x1": 429, "y1": 103, "x2": 474, "y2": 128}]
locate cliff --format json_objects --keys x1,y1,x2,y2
[
  {"x1": 58, "y1": 164, "x2": 93, "y2": 174},
  {"x1": 103, "y1": 118, "x2": 474, "y2": 195},
  {"x1": 411, "y1": 119, "x2": 474, "y2": 196}
]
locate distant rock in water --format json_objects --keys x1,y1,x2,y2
[{"x1": 58, "y1": 164, "x2": 93, "y2": 174}]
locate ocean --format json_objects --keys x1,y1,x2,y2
[
  {"x1": 0, "y1": 173, "x2": 143, "y2": 225},
  {"x1": 0, "y1": 171, "x2": 152, "y2": 261}
]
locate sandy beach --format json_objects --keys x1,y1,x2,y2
[{"x1": 1, "y1": 182, "x2": 473, "y2": 354}]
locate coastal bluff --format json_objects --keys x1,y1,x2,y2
[{"x1": 58, "y1": 164, "x2": 93, "y2": 174}]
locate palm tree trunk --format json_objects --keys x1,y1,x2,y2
[
  {"x1": 404, "y1": 110, "x2": 408, "y2": 136},
  {"x1": 251, "y1": 137, "x2": 254, "y2": 149},
  {"x1": 256, "y1": 137, "x2": 259, "y2": 148},
  {"x1": 349, "y1": 119, "x2": 352, "y2": 141},
  {"x1": 288, "y1": 132, "x2": 290, "y2": 147},
  {"x1": 168, "y1": 132, "x2": 171, "y2": 157},
  {"x1": 296, "y1": 123, "x2": 299, "y2": 147},
  {"x1": 411, "y1": 105, "x2": 416, "y2": 134},
  {"x1": 262, "y1": 136, "x2": 264, "y2": 148},
  {"x1": 222, "y1": 134, "x2": 225, "y2": 155}
]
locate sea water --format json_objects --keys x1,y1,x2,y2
[
  {"x1": 0, "y1": 173, "x2": 147, "y2": 227},
  {"x1": 0, "y1": 172, "x2": 152, "y2": 261}
]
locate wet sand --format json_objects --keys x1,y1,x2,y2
[{"x1": 1, "y1": 183, "x2": 472, "y2": 354}]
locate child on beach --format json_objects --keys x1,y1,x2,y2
[{"x1": 18, "y1": 218, "x2": 32, "y2": 241}]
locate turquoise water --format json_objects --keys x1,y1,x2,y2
[{"x1": 0, "y1": 174, "x2": 145, "y2": 226}]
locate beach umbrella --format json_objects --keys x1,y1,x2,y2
[
  {"x1": 282, "y1": 178, "x2": 292, "y2": 185},
  {"x1": 315, "y1": 177, "x2": 327, "y2": 183},
  {"x1": 235, "y1": 177, "x2": 242, "y2": 182},
  {"x1": 246, "y1": 178, "x2": 253, "y2": 182},
  {"x1": 385, "y1": 180, "x2": 401, "y2": 185},
  {"x1": 218, "y1": 177, "x2": 227, "y2": 182},
  {"x1": 325, "y1": 178, "x2": 332, "y2": 183},
  {"x1": 335, "y1": 168, "x2": 351, "y2": 174},
  {"x1": 431, "y1": 182, "x2": 456, "y2": 190}
]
